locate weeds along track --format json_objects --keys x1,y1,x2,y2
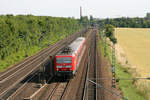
[
  {"x1": 6, "y1": 29, "x2": 94, "y2": 100},
  {"x1": 0, "y1": 29, "x2": 88, "y2": 99}
]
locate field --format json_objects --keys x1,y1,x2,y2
[
  {"x1": 115, "y1": 28, "x2": 150, "y2": 77},
  {"x1": 99, "y1": 38, "x2": 146, "y2": 100},
  {"x1": 115, "y1": 28, "x2": 150, "y2": 99}
]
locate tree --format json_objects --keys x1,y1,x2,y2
[
  {"x1": 80, "y1": 16, "x2": 89, "y2": 26},
  {"x1": 146, "y1": 13, "x2": 150, "y2": 19},
  {"x1": 104, "y1": 24, "x2": 117, "y2": 44},
  {"x1": 97, "y1": 17, "x2": 150, "y2": 28},
  {"x1": 90, "y1": 15, "x2": 94, "y2": 22},
  {"x1": 0, "y1": 14, "x2": 83, "y2": 64}
]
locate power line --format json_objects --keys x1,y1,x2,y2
[
  {"x1": 89, "y1": 77, "x2": 150, "y2": 80},
  {"x1": 88, "y1": 79, "x2": 128, "y2": 100}
]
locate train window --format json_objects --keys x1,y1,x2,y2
[
  {"x1": 63, "y1": 57, "x2": 72, "y2": 63},
  {"x1": 64, "y1": 60, "x2": 72, "y2": 63},
  {"x1": 56, "y1": 58, "x2": 63, "y2": 63},
  {"x1": 56, "y1": 66, "x2": 62, "y2": 68},
  {"x1": 56, "y1": 57, "x2": 72, "y2": 63},
  {"x1": 65, "y1": 65, "x2": 72, "y2": 68}
]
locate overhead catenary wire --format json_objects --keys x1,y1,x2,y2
[
  {"x1": 88, "y1": 79, "x2": 128, "y2": 100},
  {"x1": 89, "y1": 77, "x2": 150, "y2": 80}
]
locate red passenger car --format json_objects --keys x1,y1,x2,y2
[{"x1": 54, "y1": 37, "x2": 86, "y2": 77}]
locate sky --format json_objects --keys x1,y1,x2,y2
[{"x1": 0, "y1": 0, "x2": 150, "y2": 18}]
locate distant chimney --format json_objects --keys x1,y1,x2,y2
[{"x1": 80, "y1": 6, "x2": 82, "y2": 19}]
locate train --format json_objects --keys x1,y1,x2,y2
[{"x1": 54, "y1": 37, "x2": 86, "y2": 78}]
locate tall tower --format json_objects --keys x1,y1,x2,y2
[{"x1": 80, "y1": 6, "x2": 82, "y2": 19}]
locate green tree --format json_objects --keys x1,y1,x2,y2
[
  {"x1": 80, "y1": 16, "x2": 89, "y2": 27},
  {"x1": 146, "y1": 13, "x2": 150, "y2": 19},
  {"x1": 0, "y1": 15, "x2": 84, "y2": 70},
  {"x1": 104, "y1": 24, "x2": 117, "y2": 44}
]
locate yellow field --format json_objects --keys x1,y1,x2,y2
[{"x1": 115, "y1": 28, "x2": 150, "y2": 77}]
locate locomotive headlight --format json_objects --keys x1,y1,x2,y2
[
  {"x1": 56, "y1": 66, "x2": 62, "y2": 68},
  {"x1": 65, "y1": 66, "x2": 72, "y2": 68}
]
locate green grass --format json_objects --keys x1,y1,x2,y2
[
  {"x1": 99, "y1": 36, "x2": 146, "y2": 100},
  {"x1": 116, "y1": 63, "x2": 146, "y2": 100}
]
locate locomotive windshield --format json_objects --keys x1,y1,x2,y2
[{"x1": 56, "y1": 57, "x2": 72, "y2": 63}]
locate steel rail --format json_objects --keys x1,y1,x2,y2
[
  {"x1": 7, "y1": 73, "x2": 38, "y2": 100},
  {"x1": 82, "y1": 46, "x2": 91, "y2": 100},
  {"x1": 0, "y1": 32, "x2": 80, "y2": 98},
  {"x1": 0, "y1": 28, "x2": 85, "y2": 81},
  {"x1": 22, "y1": 77, "x2": 53, "y2": 100},
  {"x1": 0, "y1": 33, "x2": 75, "y2": 83},
  {"x1": 82, "y1": 30, "x2": 94, "y2": 100},
  {"x1": 47, "y1": 82, "x2": 69, "y2": 100},
  {"x1": 46, "y1": 83, "x2": 60, "y2": 100},
  {"x1": 0, "y1": 46, "x2": 50, "y2": 81}
]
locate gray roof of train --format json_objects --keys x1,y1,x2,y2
[
  {"x1": 69, "y1": 37, "x2": 85, "y2": 52},
  {"x1": 57, "y1": 37, "x2": 85, "y2": 55}
]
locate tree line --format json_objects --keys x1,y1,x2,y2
[
  {"x1": 0, "y1": 15, "x2": 82, "y2": 61},
  {"x1": 97, "y1": 17, "x2": 150, "y2": 28}
]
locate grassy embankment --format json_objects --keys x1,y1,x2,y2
[
  {"x1": 115, "y1": 28, "x2": 150, "y2": 100},
  {"x1": 99, "y1": 29, "x2": 147, "y2": 100}
]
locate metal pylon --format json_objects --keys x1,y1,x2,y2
[{"x1": 111, "y1": 43, "x2": 116, "y2": 88}]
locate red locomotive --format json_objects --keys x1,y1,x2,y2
[{"x1": 54, "y1": 37, "x2": 86, "y2": 77}]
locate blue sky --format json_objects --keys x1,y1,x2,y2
[{"x1": 0, "y1": 0, "x2": 150, "y2": 18}]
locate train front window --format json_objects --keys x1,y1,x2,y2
[
  {"x1": 56, "y1": 57, "x2": 72, "y2": 63},
  {"x1": 63, "y1": 57, "x2": 72, "y2": 63},
  {"x1": 56, "y1": 58, "x2": 63, "y2": 63}
]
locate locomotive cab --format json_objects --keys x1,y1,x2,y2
[
  {"x1": 54, "y1": 37, "x2": 86, "y2": 79},
  {"x1": 55, "y1": 56, "x2": 74, "y2": 77}
]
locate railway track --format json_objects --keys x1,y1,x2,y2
[
  {"x1": 0, "y1": 44, "x2": 64, "y2": 99},
  {"x1": 0, "y1": 46, "x2": 50, "y2": 82},
  {"x1": 47, "y1": 82, "x2": 68, "y2": 100},
  {"x1": 7, "y1": 29, "x2": 94, "y2": 100},
  {"x1": 21, "y1": 81, "x2": 69, "y2": 100},
  {"x1": 0, "y1": 29, "x2": 87, "y2": 80},
  {"x1": 6, "y1": 43, "x2": 71, "y2": 99},
  {"x1": 81, "y1": 29, "x2": 97, "y2": 100},
  {"x1": 59, "y1": 29, "x2": 96, "y2": 100},
  {"x1": 7, "y1": 74, "x2": 40, "y2": 100},
  {"x1": 81, "y1": 43, "x2": 92, "y2": 100},
  {"x1": 0, "y1": 29, "x2": 88, "y2": 99},
  {"x1": 0, "y1": 26, "x2": 120, "y2": 100}
]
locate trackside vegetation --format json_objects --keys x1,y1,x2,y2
[
  {"x1": 0, "y1": 15, "x2": 83, "y2": 71},
  {"x1": 99, "y1": 27, "x2": 146, "y2": 100}
]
